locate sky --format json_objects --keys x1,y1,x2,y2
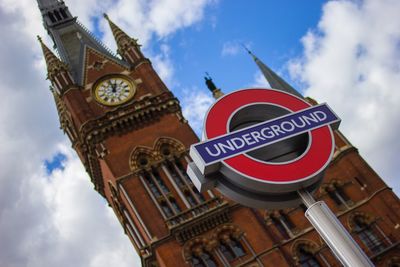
[{"x1": 0, "y1": 0, "x2": 400, "y2": 266}]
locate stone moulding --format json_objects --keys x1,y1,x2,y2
[{"x1": 80, "y1": 91, "x2": 181, "y2": 145}]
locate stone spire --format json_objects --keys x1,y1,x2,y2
[
  {"x1": 37, "y1": 35, "x2": 69, "y2": 78},
  {"x1": 104, "y1": 14, "x2": 144, "y2": 63},
  {"x1": 204, "y1": 73, "x2": 224, "y2": 99},
  {"x1": 244, "y1": 47, "x2": 303, "y2": 98}
]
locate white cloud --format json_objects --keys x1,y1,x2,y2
[
  {"x1": 182, "y1": 89, "x2": 214, "y2": 135},
  {"x1": 96, "y1": 0, "x2": 215, "y2": 50},
  {"x1": 221, "y1": 41, "x2": 240, "y2": 56},
  {"x1": 152, "y1": 44, "x2": 175, "y2": 87},
  {"x1": 221, "y1": 41, "x2": 252, "y2": 56},
  {"x1": 288, "y1": 0, "x2": 400, "y2": 193},
  {"x1": 0, "y1": 0, "x2": 215, "y2": 266},
  {"x1": 250, "y1": 71, "x2": 271, "y2": 88}
]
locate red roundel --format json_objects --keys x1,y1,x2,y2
[{"x1": 204, "y1": 88, "x2": 334, "y2": 184}]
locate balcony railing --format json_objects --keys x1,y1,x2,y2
[{"x1": 166, "y1": 197, "x2": 226, "y2": 228}]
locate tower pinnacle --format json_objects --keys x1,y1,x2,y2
[
  {"x1": 37, "y1": 35, "x2": 69, "y2": 78},
  {"x1": 244, "y1": 46, "x2": 303, "y2": 98},
  {"x1": 104, "y1": 14, "x2": 144, "y2": 63}
]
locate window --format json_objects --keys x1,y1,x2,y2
[
  {"x1": 192, "y1": 186, "x2": 206, "y2": 202},
  {"x1": 185, "y1": 191, "x2": 197, "y2": 207},
  {"x1": 166, "y1": 161, "x2": 184, "y2": 186},
  {"x1": 160, "y1": 201, "x2": 174, "y2": 218},
  {"x1": 219, "y1": 243, "x2": 235, "y2": 261},
  {"x1": 327, "y1": 185, "x2": 350, "y2": 207},
  {"x1": 48, "y1": 12, "x2": 56, "y2": 23},
  {"x1": 271, "y1": 211, "x2": 295, "y2": 239},
  {"x1": 54, "y1": 10, "x2": 62, "y2": 21},
  {"x1": 230, "y1": 239, "x2": 246, "y2": 257},
  {"x1": 191, "y1": 256, "x2": 203, "y2": 267},
  {"x1": 60, "y1": 8, "x2": 68, "y2": 19},
  {"x1": 298, "y1": 247, "x2": 322, "y2": 267},
  {"x1": 176, "y1": 160, "x2": 197, "y2": 185},
  {"x1": 152, "y1": 170, "x2": 169, "y2": 193},
  {"x1": 143, "y1": 173, "x2": 161, "y2": 197},
  {"x1": 353, "y1": 216, "x2": 385, "y2": 254},
  {"x1": 272, "y1": 216, "x2": 290, "y2": 239},
  {"x1": 218, "y1": 236, "x2": 246, "y2": 262},
  {"x1": 170, "y1": 198, "x2": 181, "y2": 213},
  {"x1": 191, "y1": 252, "x2": 217, "y2": 267}
]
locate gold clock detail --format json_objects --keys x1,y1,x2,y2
[{"x1": 94, "y1": 76, "x2": 135, "y2": 106}]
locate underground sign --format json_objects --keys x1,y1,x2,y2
[{"x1": 187, "y1": 88, "x2": 341, "y2": 208}]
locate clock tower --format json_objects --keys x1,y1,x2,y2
[{"x1": 37, "y1": 1, "x2": 400, "y2": 266}]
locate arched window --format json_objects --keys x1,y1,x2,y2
[
  {"x1": 218, "y1": 235, "x2": 246, "y2": 262},
  {"x1": 190, "y1": 252, "x2": 218, "y2": 267},
  {"x1": 184, "y1": 239, "x2": 219, "y2": 267},
  {"x1": 353, "y1": 216, "x2": 385, "y2": 254},
  {"x1": 297, "y1": 246, "x2": 322, "y2": 267},
  {"x1": 218, "y1": 242, "x2": 235, "y2": 261},
  {"x1": 230, "y1": 239, "x2": 246, "y2": 257}
]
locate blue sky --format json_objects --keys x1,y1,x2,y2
[
  {"x1": 1, "y1": 0, "x2": 400, "y2": 266},
  {"x1": 164, "y1": 0, "x2": 326, "y2": 95},
  {"x1": 46, "y1": 0, "x2": 328, "y2": 174},
  {"x1": 139, "y1": 1, "x2": 325, "y2": 98}
]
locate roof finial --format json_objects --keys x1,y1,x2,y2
[
  {"x1": 241, "y1": 43, "x2": 257, "y2": 60},
  {"x1": 204, "y1": 72, "x2": 224, "y2": 100}
]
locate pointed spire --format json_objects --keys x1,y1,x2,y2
[
  {"x1": 103, "y1": 14, "x2": 141, "y2": 56},
  {"x1": 244, "y1": 46, "x2": 303, "y2": 98},
  {"x1": 37, "y1": 36, "x2": 69, "y2": 77},
  {"x1": 205, "y1": 73, "x2": 224, "y2": 99}
]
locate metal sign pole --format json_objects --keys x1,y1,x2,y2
[{"x1": 297, "y1": 189, "x2": 374, "y2": 267}]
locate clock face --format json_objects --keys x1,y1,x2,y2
[{"x1": 94, "y1": 76, "x2": 135, "y2": 106}]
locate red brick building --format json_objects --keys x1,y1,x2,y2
[{"x1": 37, "y1": 0, "x2": 400, "y2": 266}]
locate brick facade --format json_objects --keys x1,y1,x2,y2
[{"x1": 38, "y1": 3, "x2": 400, "y2": 266}]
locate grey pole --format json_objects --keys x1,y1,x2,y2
[{"x1": 297, "y1": 189, "x2": 374, "y2": 267}]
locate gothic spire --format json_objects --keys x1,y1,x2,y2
[
  {"x1": 244, "y1": 47, "x2": 303, "y2": 98},
  {"x1": 204, "y1": 73, "x2": 224, "y2": 99},
  {"x1": 103, "y1": 14, "x2": 144, "y2": 63},
  {"x1": 37, "y1": 35, "x2": 69, "y2": 78}
]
